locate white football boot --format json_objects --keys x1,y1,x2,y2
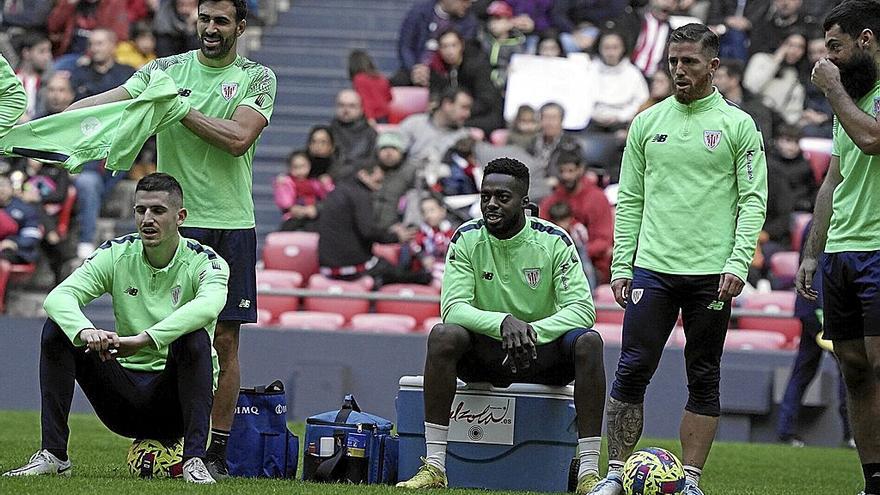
[
  {"x1": 182, "y1": 457, "x2": 216, "y2": 484},
  {"x1": 3, "y1": 450, "x2": 71, "y2": 476},
  {"x1": 586, "y1": 471, "x2": 624, "y2": 495}
]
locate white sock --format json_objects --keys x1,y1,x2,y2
[
  {"x1": 683, "y1": 465, "x2": 702, "y2": 486},
  {"x1": 577, "y1": 437, "x2": 601, "y2": 478},
  {"x1": 424, "y1": 422, "x2": 448, "y2": 471},
  {"x1": 608, "y1": 460, "x2": 625, "y2": 477}
]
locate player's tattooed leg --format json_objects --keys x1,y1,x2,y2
[{"x1": 606, "y1": 397, "x2": 644, "y2": 462}]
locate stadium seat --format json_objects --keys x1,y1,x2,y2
[
  {"x1": 256, "y1": 269, "x2": 304, "y2": 322},
  {"x1": 278, "y1": 311, "x2": 346, "y2": 331},
  {"x1": 373, "y1": 243, "x2": 401, "y2": 265},
  {"x1": 303, "y1": 274, "x2": 372, "y2": 321},
  {"x1": 349, "y1": 313, "x2": 417, "y2": 333},
  {"x1": 799, "y1": 137, "x2": 833, "y2": 184},
  {"x1": 769, "y1": 251, "x2": 799, "y2": 289},
  {"x1": 592, "y1": 323, "x2": 623, "y2": 345},
  {"x1": 388, "y1": 86, "x2": 429, "y2": 124},
  {"x1": 55, "y1": 186, "x2": 78, "y2": 239},
  {"x1": 256, "y1": 309, "x2": 273, "y2": 327},
  {"x1": 422, "y1": 316, "x2": 443, "y2": 333},
  {"x1": 737, "y1": 291, "x2": 801, "y2": 343},
  {"x1": 375, "y1": 283, "x2": 440, "y2": 324},
  {"x1": 262, "y1": 231, "x2": 319, "y2": 279},
  {"x1": 790, "y1": 212, "x2": 812, "y2": 252},
  {"x1": 490, "y1": 128, "x2": 509, "y2": 146},
  {"x1": 723, "y1": 329, "x2": 788, "y2": 351},
  {"x1": 593, "y1": 284, "x2": 624, "y2": 324}
]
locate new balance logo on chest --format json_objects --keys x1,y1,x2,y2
[{"x1": 651, "y1": 134, "x2": 668, "y2": 143}]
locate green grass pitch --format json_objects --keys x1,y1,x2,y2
[{"x1": 0, "y1": 410, "x2": 864, "y2": 494}]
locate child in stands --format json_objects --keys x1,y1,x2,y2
[
  {"x1": 349, "y1": 50, "x2": 393, "y2": 124},
  {"x1": 273, "y1": 150, "x2": 332, "y2": 231}
]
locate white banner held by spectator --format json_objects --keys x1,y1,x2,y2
[{"x1": 504, "y1": 54, "x2": 597, "y2": 130}]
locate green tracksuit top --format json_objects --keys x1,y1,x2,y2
[
  {"x1": 43, "y1": 234, "x2": 229, "y2": 377},
  {"x1": 0, "y1": 54, "x2": 26, "y2": 139},
  {"x1": 611, "y1": 89, "x2": 768, "y2": 283},
  {"x1": 441, "y1": 217, "x2": 595, "y2": 344}
]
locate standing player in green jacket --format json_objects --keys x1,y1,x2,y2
[
  {"x1": 588, "y1": 24, "x2": 767, "y2": 495},
  {"x1": 65, "y1": 0, "x2": 276, "y2": 477},
  {"x1": 397, "y1": 158, "x2": 607, "y2": 493},
  {"x1": 3, "y1": 173, "x2": 229, "y2": 484},
  {"x1": 796, "y1": 2, "x2": 880, "y2": 495},
  {"x1": 1, "y1": 53, "x2": 27, "y2": 138}
]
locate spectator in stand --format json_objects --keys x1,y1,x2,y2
[
  {"x1": 547, "y1": 201, "x2": 598, "y2": 289},
  {"x1": 0, "y1": 174, "x2": 42, "y2": 265},
  {"x1": 630, "y1": 0, "x2": 677, "y2": 77},
  {"x1": 707, "y1": 0, "x2": 765, "y2": 61},
  {"x1": 152, "y1": 0, "x2": 200, "y2": 58},
  {"x1": 394, "y1": 0, "x2": 480, "y2": 87},
  {"x1": 505, "y1": 104, "x2": 539, "y2": 149},
  {"x1": 398, "y1": 87, "x2": 471, "y2": 172},
  {"x1": 374, "y1": 132, "x2": 417, "y2": 231},
  {"x1": 406, "y1": 195, "x2": 456, "y2": 283},
  {"x1": 714, "y1": 58, "x2": 776, "y2": 141},
  {"x1": 637, "y1": 65, "x2": 673, "y2": 112},
  {"x1": 349, "y1": 50, "x2": 393, "y2": 124},
  {"x1": 329, "y1": 89, "x2": 378, "y2": 180},
  {"x1": 274, "y1": 150, "x2": 331, "y2": 232},
  {"x1": 72, "y1": 160, "x2": 126, "y2": 259},
  {"x1": 428, "y1": 28, "x2": 504, "y2": 134},
  {"x1": 748, "y1": 0, "x2": 817, "y2": 57},
  {"x1": 19, "y1": 158, "x2": 74, "y2": 282},
  {"x1": 744, "y1": 32, "x2": 808, "y2": 126},
  {"x1": 799, "y1": 35, "x2": 833, "y2": 138},
  {"x1": 439, "y1": 136, "x2": 481, "y2": 196},
  {"x1": 36, "y1": 73, "x2": 75, "y2": 118},
  {"x1": 69, "y1": 29, "x2": 136, "y2": 102},
  {"x1": 14, "y1": 32, "x2": 54, "y2": 122},
  {"x1": 47, "y1": 0, "x2": 129, "y2": 60},
  {"x1": 552, "y1": 0, "x2": 628, "y2": 54},
  {"x1": 125, "y1": 0, "x2": 152, "y2": 23},
  {"x1": 769, "y1": 124, "x2": 816, "y2": 212},
  {"x1": 478, "y1": 1, "x2": 527, "y2": 90},
  {"x1": 501, "y1": 0, "x2": 555, "y2": 53},
  {"x1": 305, "y1": 125, "x2": 344, "y2": 185},
  {"x1": 317, "y1": 162, "x2": 428, "y2": 287},
  {"x1": 115, "y1": 21, "x2": 157, "y2": 69},
  {"x1": 526, "y1": 102, "x2": 582, "y2": 197},
  {"x1": 539, "y1": 151, "x2": 613, "y2": 284},
  {"x1": 536, "y1": 31, "x2": 566, "y2": 57},
  {"x1": 1, "y1": 0, "x2": 54, "y2": 33}
]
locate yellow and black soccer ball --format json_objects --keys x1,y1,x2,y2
[
  {"x1": 622, "y1": 447, "x2": 686, "y2": 495},
  {"x1": 127, "y1": 438, "x2": 184, "y2": 478}
]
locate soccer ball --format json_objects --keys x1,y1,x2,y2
[
  {"x1": 127, "y1": 438, "x2": 184, "y2": 478},
  {"x1": 622, "y1": 447, "x2": 686, "y2": 495}
]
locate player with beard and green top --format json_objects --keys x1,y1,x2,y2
[{"x1": 796, "y1": 2, "x2": 880, "y2": 495}]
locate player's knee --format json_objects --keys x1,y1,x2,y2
[
  {"x1": 574, "y1": 330, "x2": 604, "y2": 363},
  {"x1": 837, "y1": 350, "x2": 872, "y2": 389},
  {"x1": 685, "y1": 371, "x2": 721, "y2": 416},
  {"x1": 40, "y1": 319, "x2": 67, "y2": 350},
  {"x1": 427, "y1": 323, "x2": 471, "y2": 359},
  {"x1": 170, "y1": 329, "x2": 211, "y2": 359}
]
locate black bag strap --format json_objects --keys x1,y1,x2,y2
[
  {"x1": 244, "y1": 380, "x2": 285, "y2": 395},
  {"x1": 334, "y1": 394, "x2": 361, "y2": 424},
  {"x1": 312, "y1": 431, "x2": 347, "y2": 482}
]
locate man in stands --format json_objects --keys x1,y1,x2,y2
[
  {"x1": 36, "y1": 74, "x2": 75, "y2": 118},
  {"x1": 398, "y1": 87, "x2": 471, "y2": 170},
  {"x1": 397, "y1": 157, "x2": 606, "y2": 493},
  {"x1": 14, "y1": 32, "x2": 53, "y2": 122},
  {"x1": 539, "y1": 151, "x2": 613, "y2": 284},
  {"x1": 69, "y1": 29, "x2": 136, "y2": 102},
  {"x1": 329, "y1": 89, "x2": 377, "y2": 178},
  {"x1": 713, "y1": 58, "x2": 777, "y2": 141},
  {"x1": 2, "y1": 173, "x2": 227, "y2": 484},
  {"x1": 526, "y1": 102, "x2": 581, "y2": 200}
]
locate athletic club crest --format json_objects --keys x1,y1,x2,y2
[
  {"x1": 631, "y1": 288, "x2": 644, "y2": 304},
  {"x1": 220, "y1": 82, "x2": 239, "y2": 101},
  {"x1": 703, "y1": 130, "x2": 722, "y2": 150},
  {"x1": 523, "y1": 268, "x2": 541, "y2": 289},
  {"x1": 171, "y1": 285, "x2": 181, "y2": 306}
]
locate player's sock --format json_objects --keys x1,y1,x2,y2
[
  {"x1": 47, "y1": 449, "x2": 67, "y2": 462},
  {"x1": 607, "y1": 460, "x2": 625, "y2": 477},
  {"x1": 862, "y1": 463, "x2": 880, "y2": 495},
  {"x1": 683, "y1": 465, "x2": 702, "y2": 486},
  {"x1": 424, "y1": 422, "x2": 449, "y2": 472},
  {"x1": 207, "y1": 428, "x2": 230, "y2": 461},
  {"x1": 577, "y1": 437, "x2": 601, "y2": 478}
]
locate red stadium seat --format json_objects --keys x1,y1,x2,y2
[
  {"x1": 724, "y1": 329, "x2": 788, "y2": 351},
  {"x1": 349, "y1": 313, "x2": 417, "y2": 333},
  {"x1": 737, "y1": 291, "x2": 801, "y2": 343},
  {"x1": 55, "y1": 186, "x2": 77, "y2": 239},
  {"x1": 256, "y1": 269, "x2": 303, "y2": 322},
  {"x1": 388, "y1": 86, "x2": 429, "y2": 124},
  {"x1": 373, "y1": 243, "x2": 401, "y2": 265},
  {"x1": 422, "y1": 316, "x2": 443, "y2": 333},
  {"x1": 770, "y1": 251, "x2": 799, "y2": 289},
  {"x1": 262, "y1": 231, "x2": 320, "y2": 279},
  {"x1": 593, "y1": 284, "x2": 624, "y2": 324},
  {"x1": 256, "y1": 309, "x2": 273, "y2": 327},
  {"x1": 490, "y1": 129, "x2": 509, "y2": 146},
  {"x1": 592, "y1": 323, "x2": 623, "y2": 345},
  {"x1": 303, "y1": 274, "x2": 372, "y2": 321},
  {"x1": 375, "y1": 283, "x2": 440, "y2": 324},
  {"x1": 278, "y1": 311, "x2": 346, "y2": 331}
]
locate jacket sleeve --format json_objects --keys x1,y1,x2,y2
[
  {"x1": 46, "y1": 1, "x2": 76, "y2": 47},
  {"x1": 723, "y1": 119, "x2": 768, "y2": 281},
  {"x1": 440, "y1": 231, "x2": 508, "y2": 337},
  {"x1": 144, "y1": 255, "x2": 229, "y2": 349},
  {"x1": 531, "y1": 236, "x2": 596, "y2": 344},
  {"x1": 353, "y1": 187, "x2": 398, "y2": 244},
  {"x1": 122, "y1": 58, "x2": 159, "y2": 99},
  {"x1": 0, "y1": 55, "x2": 26, "y2": 139},
  {"x1": 397, "y1": 8, "x2": 423, "y2": 70},
  {"x1": 273, "y1": 175, "x2": 296, "y2": 211},
  {"x1": 610, "y1": 115, "x2": 647, "y2": 281},
  {"x1": 42, "y1": 246, "x2": 113, "y2": 345}
]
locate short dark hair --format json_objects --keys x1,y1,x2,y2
[
  {"x1": 824, "y1": 0, "x2": 880, "y2": 39},
  {"x1": 539, "y1": 101, "x2": 565, "y2": 120},
  {"x1": 17, "y1": 31, "x2": 49, "y2": 52},
  {"x1": 199, "y1": 0, "x2": 248, "y2": 23},
  {"x1": 668, "y1": 23, "x2": 720, "y2": 59},
  {"x1": 556, "y1": 151, "x2": 583, "y2": 168},
  {"x1": 307, "y1": 125, "x2": 335, "y2": 147},
  {"x1": 718, "y1": 58, "x2": 744, "y2": 81},
  {"x1": 287, "y1": 149, "x2": 309, "y2": 164},
  {"x1": 438, "y1": 87, "x2": 472, "y2": 106},
  {"x1": 548, "y1": 202, "x2": 573, "y2": 222},
  {"x1": 136, "y1": 173, "x2": 184, "y2": 207},
  {"x1": 358, "y1": 161, "x2": 382, "y2": 175},
  {"x1": 484, "y1": 157, "x2": 530, "y2": 195}
]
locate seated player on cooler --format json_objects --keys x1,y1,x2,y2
[
  {"x1": 3, "y1": 173, "x2": 229, "y2": 484},
  {"x1": 396, "y1": 158, "x2": 607, "y2": 493}
]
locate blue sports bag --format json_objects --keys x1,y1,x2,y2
[{"x1": 227, "y1": 380, "x2": 299, "y2": 478}]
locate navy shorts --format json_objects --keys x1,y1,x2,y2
[
  {"x1": 456, "y1": 327, "x2": 590, "y2": 387},
  {"x1": 821, "y1": 251, "x2": 880, "y2": 340},
  {"x1": 181, "y1": 227, "x2": 257, "y2": 323},
  {"x1": 611, "y1": 267, "x2": 731, "y2": 416}
]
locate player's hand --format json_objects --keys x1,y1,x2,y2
[
  {"x1": 717, "y1": 273, "x2": 744, "y2": 302},
  {"x1": 500, "y1": 315, "x2": 537, "y2": 373},
  {"x1": 115, "y1": 333, "x2": 154, "y2": 358},
  {"x1": 812, "y1": 58, "x2": 842, "y2": 96},
  {"x1": 80, "y1": 328, "x2": 120, "y2": 362},
  {"x1": 796, "y1": 256, "x2": 820, "y2": 301},
  {"x1": 610, "y1": 278, "x2": 632, "y2": 308}
]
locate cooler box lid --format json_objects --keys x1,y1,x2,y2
[{"x1": 398, "y1": 375, "x2": 574, "y2": 400}]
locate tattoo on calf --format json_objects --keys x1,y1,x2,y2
[{"x1": 606, "y1": 397, "x2": 644, "y2": 462}]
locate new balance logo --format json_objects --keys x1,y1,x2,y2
[
  {"x1": 651, "y1": 134, "x2": 668, "y2": 143},
  {"x1": 482, "y1": 271, "x2": 494, "y2": 281},
  {"x1": 178, "y1": 88, "x2": 192, "y2": 97},
  {"x1": 239, "y1": 299, "x2": 251, "y2": 309},
  {"x1": 707, "y1": 300, "x2": 725, "y2": 310},
  {"x1": 125, "y1": 286, "x2": 139, "y2": 296}
]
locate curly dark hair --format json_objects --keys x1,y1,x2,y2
[
  {"x1": 484, "y1": 157, "x2": 530, "y2": 195},
  {"x1": 824, "y1": 0, "x2": 880, "y2": 39}
]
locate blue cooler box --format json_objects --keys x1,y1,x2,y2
[{"x1": 396, "y1": 375, "x2": 577, "y2": 492}]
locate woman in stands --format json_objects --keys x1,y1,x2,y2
[{"x1": 349, "y1": 50, "x2": 393, "y2": 125}]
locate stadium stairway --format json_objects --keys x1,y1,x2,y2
[{"x1": 246, "y1": 0, "x2": 418, "y2": 249}]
